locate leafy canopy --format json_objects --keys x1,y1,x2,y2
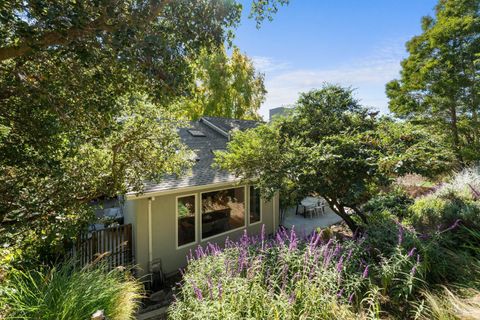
[
  {"x1": 0, "y1": 0, "x2": 287, "y2": 261},
  {"x1": 216, "y1": 84, "x2": 454, "y2": 231},
  {"x1": 172, "y1": 46, "x2": 266, "y2": 120},
  {"x1": 386, "y1": 0, "x2": 480, "y2": 163}
]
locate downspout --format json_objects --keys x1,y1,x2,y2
[
  {"x1": 148, "y1": 196, "x2": 155, "y2": 271},
  {"x1": 273, "y1": 193, "x2": 277, "y2": 233}
]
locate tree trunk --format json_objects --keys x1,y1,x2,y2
[
  {"x1": 324, "y1": 198, "x2": 359, "y2": 233},
  {"x1": 353, "y1": 206, "x2": 368, "y2": 224},
  {"x1": 449, "y1": 105, "x2": 463, "y2": 163}
]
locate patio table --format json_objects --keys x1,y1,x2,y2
[{"x1": 296, "y1": 197, "x2": 322, "y2": 217}]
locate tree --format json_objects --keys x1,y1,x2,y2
[
  {"x1": 172, "y1": 46, "x2": 266, "y2": 120},
  {"x1": 386, "y1": 0, "x2": 480, "y2": 163},
  {"x1": 216, "y1": 85, "x2": 454, "y2": 232},
  {"x1": 0, "y1": 0, "x2": 286, "y2": 260}
]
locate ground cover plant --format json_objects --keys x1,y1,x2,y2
[{"x1": 169, "y1": 168, "x2": 480, "y2": 319}]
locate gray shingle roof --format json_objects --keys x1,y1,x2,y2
[{"x1": 138, "y1": 117, "x2": 260, "y2": 194}]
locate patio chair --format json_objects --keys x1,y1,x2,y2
[{"x1": 305, "y1": 207, "x2": 315, "y2": 219}]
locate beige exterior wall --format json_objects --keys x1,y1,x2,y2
[{"x1": 124, "y1": 184, "x2": 280, "y2": 277}]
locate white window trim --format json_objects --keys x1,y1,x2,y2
[
  {"x1": 248, "y1": 185, "x2": 262, "y2": 226},
  {"x1": 200, "y1": 185, "x2": 247, "y2": 242},
  {"x1": 175, "y1": 193, "x2": 198, "y2": 250}
]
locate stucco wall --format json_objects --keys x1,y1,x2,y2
[{"x1": 124, "y1": 184, "x2": 279, "y2": 277}]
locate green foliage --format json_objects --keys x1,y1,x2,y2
[
  {"x1": 409, "y1": 195, "x2": 480, "y2": 232},
  {"x1": 363, "y1": 189, "x2": 414, "y2": 219},
  {"x1": 0, "y1": 261, "x2": 143, "y2": 320},
  {"x1": 0, "y1": 0, "x2": 245, "y2": 262},
  {"x1": 169, "y1": 228, "x2": 423, "y2": 319},
  {"x1": 249, "y1": 0, "x2": 290, "y2": 27},
  {"x1": 216, "y1": 84, "x2": 453, "y2": 231},
  {"x1": 408, "y1": 166, "x2": 480, "y2": 233},
  {"x1": 173, "y1": 46, "x2": 266, "y2": 120},
  {"x1": 171, "y1": 167, "x2": 480, "y2": 319},
  {"x1": 0, "y1": 0, "x2": 289, "y2": 263},
  {"x1": 386, "y1": 0, "x2": 480, "y2": 163}
]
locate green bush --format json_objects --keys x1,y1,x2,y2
[
  {"x1": 0, "y1": 261, "x2": 143, "y2": 320},
  {"x1": 363, "y1": 189, "x2": 414, "y2": 219},
  {"x1": 408, "y1": 195, "x2": 480, "y2": 232}
]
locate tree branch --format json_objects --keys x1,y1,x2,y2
[{"x1": 0, "y1": 0, "x2": 172, "y2": 61}]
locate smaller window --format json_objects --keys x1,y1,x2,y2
[
  {"x1": 177, "y1": 195, "x2": 196, "y2": 247},
  {"x1": 188, "y1": 129, "x2": 206, "y2": 137},
  {"x1": 249, "y1": 186, "x2": 261, "y2": 224}
]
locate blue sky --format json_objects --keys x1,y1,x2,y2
[{"x1": 232, "y1": 0, "x2": 438, "y2": 120}]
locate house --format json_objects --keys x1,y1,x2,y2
[{"x1": 124, "y1": 117, "x2": 280, "y2": 276}]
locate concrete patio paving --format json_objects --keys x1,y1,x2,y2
[{"x1": 281, "y1": 200, "x2": 343, "y2": 235}]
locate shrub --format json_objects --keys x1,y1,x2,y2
[
  {"x1": 363, "y1": 189, "x2": 414, "y2": 219},
  {"x1": 169, "y1": 227, "x2": 424, "y2": 319},
  {"x1": 0, "y1": 261, "x2": 143, "y2": 320},
  {"x1": 433, "y1": 166, "x2": 480, "y2": 201},
  {"x1": 408, "y1": 195, "x2": 480, "y2": 232}
]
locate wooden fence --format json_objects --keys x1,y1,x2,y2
[{"x1": 74, "y1": 224, "x2": 133, "y2": 268}]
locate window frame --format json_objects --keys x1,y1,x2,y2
[
  {"x1": 248, "y1": 185, "x2": 263, "y2": 226},
  {"x1": 200, "y1": 186, "x2": 247, "y2": 242},
  {"x1": 175, "y1": 193, "x2": 198, "y2": 250}
]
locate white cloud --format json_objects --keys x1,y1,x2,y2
[
  {"x1": 252, "y1": 56, "x2": 290, "y2": 73},
  {"x1": 257, "y1": 42, "x2": 407, "y2": 120}
]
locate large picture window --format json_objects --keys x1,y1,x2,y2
[
  {"x1": 249, "y1": 186, "x2": 261, "y2": 224},
  {"x1": 201, "y1": 187, "x2": 245, "y2": 239},
  {"x1": 177, "y1": 195, "x2": 196, "y2": 247}
]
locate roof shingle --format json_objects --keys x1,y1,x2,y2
[{"x1": 137, "y1": 117, "x2": 260, "y2": 194}]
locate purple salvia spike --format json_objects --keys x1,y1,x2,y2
[
  {"x1": 348, "y1": 293, "x2": 354, "y2": 304},
  {"x1": 345, "y1": 248, "x2": 353, "y2": 263},
  {"x1": 362, "y1": 265, "x2": 369, "y2": 278},
  {"x1": 410, "y1": 265, "x2": 417, "y2": 275},
  {"x1": 332, "y1": 244, "x2": 341, "y2": 258},
  {"x1": 207, "y1": 277, "x2": 213, "y2": 299},
  {"x1": 337, "y1": 288, "x2": 344, "y2": 298},
  {"x1": 407, "y1": 247, "x2": 416, "y2": 258},
  {"x1": 398, "y1": 225, "x2": 404, "y2": 245},
  {"x1": 336, "y1": 256, "x2": 344, "y2": 273}
]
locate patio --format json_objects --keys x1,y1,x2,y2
[{"x1": 281, "y1": 197, "x2": 343, "y2": 235}]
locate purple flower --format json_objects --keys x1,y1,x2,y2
[
  {"x1": 289, "y1": 226, "x2": 298, "y2": 251},
  {"x1": 362, "y1": 265, "x2": 369, "y2": 278},
  {"x1": 345, "y1": 248, "x2": 353, "y2": 263},
  {"x1": 398, "y1": 225, "x2": 404, "y2": 245},
  {"x1": 348, "y1": 293, "x2": 355, "y2": 304},
  {"x1": 336, "y1": 256, "x2": 344, "y2": 273},
  {"x1": 407, "y1": 247, "x2": 416, "y2": 258},
  {"x1": 337, "y1": 288, "x2": 344, "y2": 298},
  {"x1": 191, "y1": 281, "x2": 203, "y2": 301},
  {"x1": 332, "y1": 244, "x2": 341, "y2": 258},
  {"x1": 410, "y1": 265, "x2": 417, "y2": 275},
  {"x1": 207, "y1": 277, "x2": 213, "y2": 299}
]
